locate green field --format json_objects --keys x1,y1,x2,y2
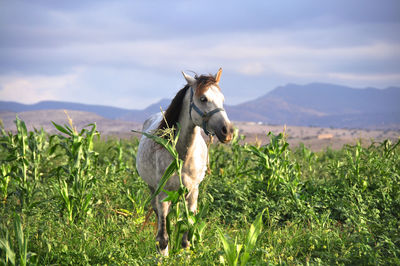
[{"x1": 1, "y1": 118, "x2": 399, "y2": 265}]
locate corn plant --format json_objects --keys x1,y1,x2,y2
[
  {"x1": 246, "y1": 132, "x2": 302, "y2": 207},
  {"x1": 344, "y1": 141, "x2": 370, "y2": 191},
  {"x1": 50, "y1": 121, "x2": 99, "y2": 224},
  {"x1": 0, "y1": 214, "x2": 37, "y2": 266},
  {"x1": 0, "y1": 164, "x2": 11, "y2": 204},
  {"x1": 0, "y1": 127, "x2": 14, "y2": 205},
  {"x1": 105, "y1": 139, "x2": 127, "y2": 175},
  {"x1": 0, "y1": 117, "x2": 47, "y2": 209},
  {"x1": 218, "y1": 209, "x2": 265, "y2": 266},
  {"x1": 14, "y1": 214, "x2": 37, "y2": 266},
  {"x1": 295, "y1": 143, "x2": 317, "y2": 175},
  {"x1": 166, "y1": 199, "x2": 209, "y2": 253},
  {"x1": 116, "y1": 188, "x2": 147, "y2": 224},
  {"x1": 0, "y1": 230, "x2": 15, "y2": 265},
  {"x1": 12, "y1": 118, "x2": 31, "y2": 208}
]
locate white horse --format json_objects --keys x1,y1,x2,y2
[{"x1": 136, "y1": 68, "x2": 233, "y2": 255}]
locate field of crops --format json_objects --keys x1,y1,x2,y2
[{"x1": 1, "y1": 118, "x2": 399, "y2": 265}]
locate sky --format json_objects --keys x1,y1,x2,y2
[{"x1": 0, "y1": 0, "x2": 399, "y2": 109}]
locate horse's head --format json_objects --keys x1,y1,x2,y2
[{"x1": 182, "y1": 68, "x2": 234, "y2": 143}]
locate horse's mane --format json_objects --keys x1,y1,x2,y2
[
  {"x1": 157, "y1": 74, "x2": 219, "y2": 131},
  {"x1": 157, "y1": 84, "x2": 190, "y2": 131}
]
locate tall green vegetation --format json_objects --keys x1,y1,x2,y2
[
  {"x1": 0, "y1": 118, "x2": 399, "y2": 265},
  {"x1": 0, "y1": 117, "x2": 47, "y2": 210},
  {"x1": 50, "y1": 120, "x2": 99, "y2": 224}
]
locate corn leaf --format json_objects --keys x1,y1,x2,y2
[
  {"x1": 0, "y1": 237, "x2": 15, "y2": 265},
  {"x1": 52, "y1": 122, "x2": 73, "y2": 136}
]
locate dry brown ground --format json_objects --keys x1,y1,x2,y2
[
  {"x1": 234, "y1": 121, "x2": 400, "y2": 151},
  {"x1": 2, "y1": 111, "x2": 399, "y2": 151},
  {"x1": 0, "y1": 110, "x2": 142, "y2": 137}
]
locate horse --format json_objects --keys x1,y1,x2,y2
[{"x1": 136, "y1": 68, "x2": 233, "y2": 256}]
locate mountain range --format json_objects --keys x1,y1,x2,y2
[{"x1": 1, "y1": 83, "x2": 399, "y2": 129}]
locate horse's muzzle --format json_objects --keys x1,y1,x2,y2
[{"x1": 216, "y1": 123, "x2": 234, "y2": 143}]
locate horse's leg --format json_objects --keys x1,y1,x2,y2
[
  {"x1": 155, "y1": 193, "x2": 171, "y2": 256},
  {"x1": 182, "y1": 187, "x2": 199, "y2": 248},
  {"x1": 148, "y1": 186, "x2": 158, "y2": 217}
]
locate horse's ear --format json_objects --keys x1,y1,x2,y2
[
  {"x1": 215, "y1": 68, "x2": 222, "y2": 84},
  {"x1": 182, "y1": 71, "x2": 196, "y2": 86}
]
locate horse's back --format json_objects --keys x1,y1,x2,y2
[
  {"x1": 142, "y1": 113, "x2": 162, "y2": 133},
  {"x1": 136, "y1": 113, "x2": 163, "y2": 186},
  {"x1": 136, "y1": 112, "x2": 207, "y2": 191}
]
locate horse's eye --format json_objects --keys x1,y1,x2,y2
[{"x1": 200, "y1": 96, "x2": 208, "y2": 103}]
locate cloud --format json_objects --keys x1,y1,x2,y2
[
  {"x1": 327, "y1": 73, "x2": 400, "y2": 83},
  {"x1": 0, "y1": 0, "x2": 399, "y2": 108},
  {"x1": 1, "y1": 27, "x2": 399, "y2": 107},
  {"x1": 0, "y1": 71, "x2": 80, "y2": 103},
  {"x1": 0, "y1": 66, "x2": 180, "y2": 109}
]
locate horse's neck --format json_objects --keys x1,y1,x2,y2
[{"x1": 176, "y1": 92, "x2": 201, "y2": 159}]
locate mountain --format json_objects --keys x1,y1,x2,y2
[
  {"x1": 0, "y1": 100, "x2": 130, "y2": 120},
  {"x1": 0, "y1": 109, "x2": 141, "y2": 137},
  {"x1": 117, "y1": 99, "x2": 170, "y2": 122},
  {"x1": 266, "y1": 83, "x2": 400, "y2": 114},
  {"x1": 228, "y1": 83, "x2": 400, "y2": 128},
  {"x1": 1, "y1": 83, "x2": 399, "y2": 129},
  {"x1": 0, "y1": 99, "x2": 171, "y2": 122}
]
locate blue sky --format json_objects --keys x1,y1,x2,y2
[{"x1": 1, "y1": 0, "x2": 399, "y2": 109}]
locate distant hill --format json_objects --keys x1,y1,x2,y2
[
  {"x1": 0, "y1": 100, "x2": 131, "y2": 120},
  {"x1": 267, "y1": 83, "x2": 400, "y2": 114},
  {"x1": 1, "y1": 83, "x2": 399, "y2": 129},
  {"x1": 0, "y1": 99, "x2": 170, "y2": 122},
  {"x1": 117, "y1": 99, "x2": 170, "y2": 122},
  {"x1": 228, "y1": 83, "x2": 400, "y2": 128},
  {"x1": 0, "y1": 110, "x2": 141, "y2": 137}
]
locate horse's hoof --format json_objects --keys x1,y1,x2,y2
[
  {"x1": 182, "y1": 240, "x2": 190, "y2": 249},
  {"x1": 156, "y1": 243, "x2": 169, "y2": 256},
  {"x1": 160, "y1": 246, "x2": 168, "y2": 256}
]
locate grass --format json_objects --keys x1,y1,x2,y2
[{"x1": 0, "y1": 117, "x2": 399, "y2": 265}]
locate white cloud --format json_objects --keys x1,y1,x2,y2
[
  {"x1": 1, "y1": 27, "x2": 399, "y2": 108},
  {"x1": 0, "y1": 66, "x2": 176, "y2": 109},
  {"x1": 20, "y1": 28, "x2": 397, "y2": 77},
  {"x1": 0, "y1": 71, "x2": 81, "y2": 104},
  {"x1": 1, "y1": 1, "x2": 399, "y2": 107},
  {"x1": 327, "y1": 72, "x2": 400, "y2": 83}
]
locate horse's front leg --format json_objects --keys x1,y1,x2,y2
[
  {"x1": 155, "y1": 194, "x2": 171, "y2": 256},
  {"x1": 182, "y1": 186, "x2": 199, "y2": 249}
]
